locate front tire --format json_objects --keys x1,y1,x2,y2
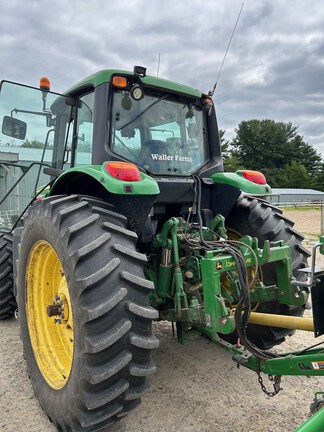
[
  {"x1": 225, "y1": 194, "x2": 310, "y2": 350},
  {"x1": 0, "y1": 233, "x2": 16, "y2": 319},
  {"x1": 17, "y1": 195, "x2": 158, "y2": 431}
]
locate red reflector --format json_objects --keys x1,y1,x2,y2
[
  {"x1": 106, "y1": 162, "x2": 141, "y2": 181},
  {"x1": 241, "y1": 170, "x2": 266, "y2": 185}
]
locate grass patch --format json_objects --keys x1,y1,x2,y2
[{"x1": 281, "y1": 206, "x2": 320, "y2": 211}]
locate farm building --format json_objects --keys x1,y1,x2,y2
[{"x1": 269, "y1": 188, "x2": 324, "y2": 206}]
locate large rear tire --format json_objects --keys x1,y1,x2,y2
[
  {"x1": 16, "y1": 195, "x2": 158, "y2": 431},
  {"x1": 225, "y1": 194, "x2": 310, "y2": 350},
  {"x1": 0, "y1": 233, "x2": 16, "y2": 319}
]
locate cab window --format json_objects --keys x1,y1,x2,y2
[
  {"x1": 110, "y1": 90, "x2": 208, "y2": 175},
  {"x1": 74, "y1": 92, "x2": 94, "y2": 166}
]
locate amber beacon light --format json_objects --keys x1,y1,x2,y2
[{"x1": 39, "y1": 77, "x2": 51, "y2": 91}]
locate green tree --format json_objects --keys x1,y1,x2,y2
[
  {"x1": 219, "y1": 129, "x2": 243, "y2": 172},
  {"x1": 21, "y1": 139, "x2": 44, "y2": 148},
  {"x1": 290, "y1": 137, "x2": 321, "y2": 172},
  {"x1": 219, "y1": 129, "x2": 230, "y2": 159},
  {"x1": 284, "y1": 161, "x2": 310, "y2": 188},
  {"x1": 261, "y1": 167, "x2": 288, "y2": 188},
  {"x1": 231, "y1": 119, "x2": 321, "y2": 187},
  {"x1": 21, "y1": 139, "x2": 53, "y2": 149},
  {"x1": 310, "y1": 162, "x2": 324, "y2": 191}
]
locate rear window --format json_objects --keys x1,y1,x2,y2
[{"x1": 110, "y1": 90, "x2": 209, "y2": 175}]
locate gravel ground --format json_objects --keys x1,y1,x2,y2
[
  {"x1": 1, "y1": 208, "x2": 324, "y2": 432},
  {"x1": 282, "y1": 209, "x2": 322, "y2": 237}
]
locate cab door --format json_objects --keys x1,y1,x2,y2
[{"x1": 0, "y1": 80, "x2": 74, "y2": 232}]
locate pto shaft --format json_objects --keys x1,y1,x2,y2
[{"x1": 248, "y1": 311, "x2": 314, "y2": 332}]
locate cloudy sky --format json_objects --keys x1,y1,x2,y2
[{"x1": 1, "y1": 0, "x2": 324, "y2": 153}]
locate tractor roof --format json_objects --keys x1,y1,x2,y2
[{"x1": 66, "y1": 69, "x2": 203, "y2": 98}]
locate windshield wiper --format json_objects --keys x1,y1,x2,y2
[{"x1": 118, "y1": 94, "x2": 169, "y2": 131}]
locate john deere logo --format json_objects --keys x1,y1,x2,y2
[{"x1": 216, "y1": 261, "x2": 223, "y2": 270}]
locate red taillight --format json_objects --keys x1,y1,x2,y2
[
  {"x1": 106, "y1": 161, "x2": 141, "y2": 182},
  {"x1": 241, "y1": 170, "x2": 267, "y2": 185}
]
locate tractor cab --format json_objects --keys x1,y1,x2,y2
[{"x1": 0, "y1": 66, "x2": 225, "y2": 234}]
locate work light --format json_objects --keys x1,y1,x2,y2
[{"x1": 130, "y1": 84, "x2": 144, "y2": 101}]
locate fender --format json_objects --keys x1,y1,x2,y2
[
  {"x1": 211, "y1": 170, "x2": 272, "y2": 196},
  {"x1": 49, "y1": 162, "x2": 160, "y2": 196},
  {"x1": 48, "y1": 163, "x2": 160, "y2": 236},
  {"x1": 208, "y1": 170, "x2": 272, "y2": 218}
]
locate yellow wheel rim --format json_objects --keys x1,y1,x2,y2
[{"x1": 26, "y1": 240, "x2": 74, "y2": 390}]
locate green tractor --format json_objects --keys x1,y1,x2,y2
[{"x1": 1, "y1": 66, "x2": 324, "y2": 431}]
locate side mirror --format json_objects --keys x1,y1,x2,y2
[{"x1": 2, "y1": 116, "x2": 27, "y2": 140}]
